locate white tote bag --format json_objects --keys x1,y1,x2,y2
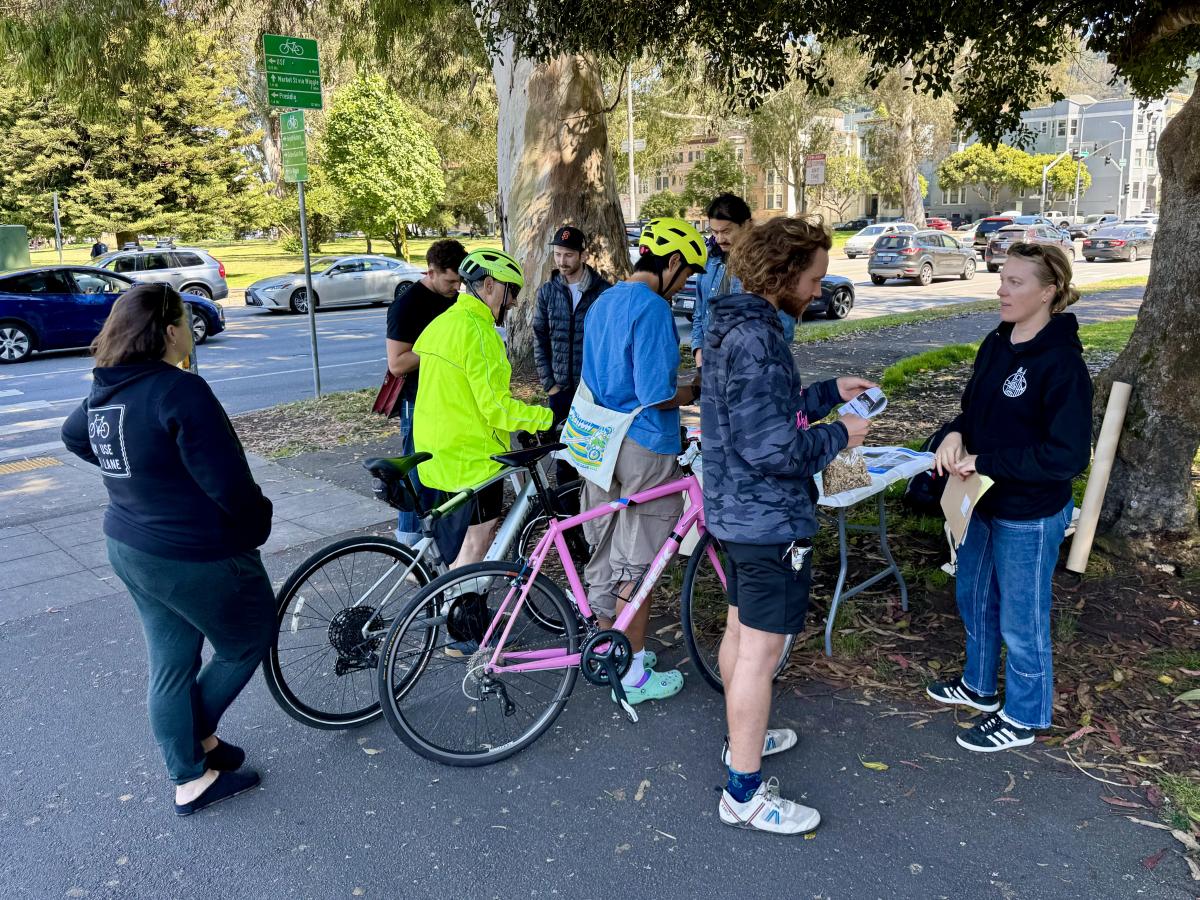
[{"x1": 556, "y1": 380, "x2": 643, "y2": 491}]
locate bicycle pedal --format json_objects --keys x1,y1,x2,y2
[{"x1": 619, "y1": 698, "x2": 639, "y2": 724}]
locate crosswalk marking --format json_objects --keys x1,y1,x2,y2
[
  {"x1": 0, "y1": 400, "x2": 52, "y2": 415},
  {"x1": 0, "y1": 389, "x2": 21, "y2": 398},
  {"x1": 0, "y1": 441, "x2": 66, "y2": 462},
  {"x1": 0, "y1": 417, "x2": 67, "y2": 438}
]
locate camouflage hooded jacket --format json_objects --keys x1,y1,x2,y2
[{"x1": 699, "y1": 292, "x2": 849, "y2": 544}]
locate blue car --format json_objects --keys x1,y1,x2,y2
[
  {"x1": 0, "y1": 266, "x2": 225, "y2": 364},
  {"x1": 671, "y1": 273, "x2": 854, "y2": 321}
]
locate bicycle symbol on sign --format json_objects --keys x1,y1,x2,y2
[
  {"x1": 88, "y1": 413, "x2": 110, "y2": 440},
  {"x1": 278, "y1": 39, "x2": 305, "y2": 56}
]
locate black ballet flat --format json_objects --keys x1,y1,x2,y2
[{"x1": 174, "y1": 769, "x2": 261, "y2": 817}]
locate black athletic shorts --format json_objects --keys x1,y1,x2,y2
[{"x1": 724, "y1": 539, "x2": 813, "y2": 635}]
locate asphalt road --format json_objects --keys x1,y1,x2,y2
[
  {"x1": 0, "y1": 249, "x2": 1150, "y2": 465},
  {"x1": 1, "y1": 540, "x2": 1191, "y2": 900}
]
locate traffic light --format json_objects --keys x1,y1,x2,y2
[
  {"x1": 1104, "y1": 154, "x2": 1114, "y2": 166},
  {"x1": 1122, "y1": 184, "x2": 1130, "y2": 195}
]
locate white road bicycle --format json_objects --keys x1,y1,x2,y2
[{"x1": 262, "y1": 440, "x2": 584, "y2": 730}]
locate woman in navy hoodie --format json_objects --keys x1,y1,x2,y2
[
  {"x1": 926, "y1": 243, "x2": 1092, "y2": 752},
  {"x1": 62, "y1": 283, "x2": 273, "y2": 815}
]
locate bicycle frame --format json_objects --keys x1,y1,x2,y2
[
  {"x1": 477, "y1": 473, "x2": 725, "y2": 675},
  {"x1": 350, "y1": 462, "x2": 550, "y2": 639}
]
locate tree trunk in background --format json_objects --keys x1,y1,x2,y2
[
  {"x1": 896, "y1": 63, "x2": 926, "y2": 227},
  {"x1": 365, "y1": 233, "x2": 373, "y2": 253},
  {"x1": 493, "y1": 46, "x2": 629, "y2": 376},
  {"x1": 1094, "y1": 89, "x2": 1200, "y2": 551}
]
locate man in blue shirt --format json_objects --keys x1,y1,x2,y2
[
  {"x1": 578, "y1": 217, "x2": 706, "y2": 706},
  {"x1": 690, "y1": 193, "x2": 796, "y2": 367}
]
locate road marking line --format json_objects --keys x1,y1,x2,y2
[
  {"x1": 0, "y1": 389, "x2": 21, "y2": 398},
  {"x1": 0, "y1": 417, "x2": 67, "y2": 438},
  {"x1": 206, "y1": 358, "x2": 383, "y2": 385},
  {"x1": 0, "y1": 400, "x2": 52, "y2": 415}
]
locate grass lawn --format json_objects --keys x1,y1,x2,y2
[{"x1": 28, "y1": 236, "x2": 502, "y2": 291}]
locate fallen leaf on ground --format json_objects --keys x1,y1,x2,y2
[
  {"x1": 1141, "y1": 848, "x2": 1166, "y2": 870},
  {"x1": 634, "y1": 779, "x2": 650, "y2": 802},
  {"x1": 1101, "y1": 795, "x2": 1147, "y2": 809},
  {"x1": 1063, "y1": 725, "x2": 1097, "y2": 745},
  {"x1": 887, "y1": 653, "x2": 911, "y2": 670},
  {"x1": 859, "y1": 757, "x2": 889, "y2": 772},
  {"x1": 1175, "y1": 688, "x2": 1200, "y2": 703},
  {"x1": 1145, "y1": 785, "x2": 1166, "y2": 808}
]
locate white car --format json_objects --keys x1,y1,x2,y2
[
  {"x1": 245, "y1": 255, "x2": 425, "y2": 314},
  {"x1": 844, "y1": 223, "x2": 918, "y2": 258},
  {"x1": 1121, "y1": 215, "x2": 1158, "y2": 235}
]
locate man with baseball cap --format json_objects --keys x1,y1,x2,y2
[{"x1": 532, "y1": 225, "x2": 612, "y2": 490}]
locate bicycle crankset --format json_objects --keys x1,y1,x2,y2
[{"x1": 580, "y1": 629, "x2": 639, "y2": 723}]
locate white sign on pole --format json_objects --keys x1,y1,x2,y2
[
  {"x1": 805, "y1": 153, "x2": 827, "y2": 186},
  {"x1": 620, "y1": 139, "x2": 647, "y2": 153}
]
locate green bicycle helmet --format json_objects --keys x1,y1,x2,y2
[
  {"x1": 458, "y1": 248, "x2": 525, "y2": 291},
  {"x1": 638, "y1": 217, "x2": 708, "y2": 273}
]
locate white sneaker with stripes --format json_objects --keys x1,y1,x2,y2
[
  {"x1": 720, "y1": 728, "x2": 798, "y2": 767},
  {"x1": 719, "y1": 777, "x2": 820, "y2": 835},
  {"x1": 926, "y1": 676, "x2": 1001, "y2": 713},
  {"x1": 956, "y1": 712, "x2": 1037, "y2": 752}
]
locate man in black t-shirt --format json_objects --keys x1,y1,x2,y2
[{"x1": 385, "y1": 239, "x2": 468, "y2": 543}]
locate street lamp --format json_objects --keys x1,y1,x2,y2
[{"x1": 1109, "y1": 120, "x2": 1127, "y2": 218}]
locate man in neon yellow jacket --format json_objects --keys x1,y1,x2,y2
[{"x1": 413, "y1": 248, "x2": 564, "y2": 567}]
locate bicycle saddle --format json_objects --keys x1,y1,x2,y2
[
  {"x1": 362, "y1": 453, "x2": 432, "y2": 480},
  {"x1": 490, "y1": 442, "x2": 565, "y2": 469}
]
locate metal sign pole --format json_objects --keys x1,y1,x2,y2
[
  {"x1": 626, "y1": 65, "x2": 637, "y2": 221},
  {"x1": 52, "y1": 192, "x2": 63, "y2": 264},
  {"x1": 297, "y1": 181, "x2": 321, "y2": 396}
]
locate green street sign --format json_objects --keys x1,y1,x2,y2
[
  {"x1": 1079, "y1": 150, "x2": 1090, "y2": 158},
  {"x1": 280, "y1": 110, "x2": 308, "y2": 183},
  {"x1": 264, "y1": 34, "x2": 322, "y2": 110}
]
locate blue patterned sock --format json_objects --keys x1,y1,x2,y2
[{"x1": 726, "y1": 766, "x2": 762, "y2": 803}]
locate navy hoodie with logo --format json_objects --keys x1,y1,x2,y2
[
  {"x1": 61, "y1": 362, "x2": 273, "y2": 560},
  {"x1": 948, "y1": 313, "x2": 1093, "y2": 520}
]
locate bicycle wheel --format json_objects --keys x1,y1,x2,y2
[
  {"x1": 513, "y1": 480, "x2": 588, "y2": 634},
  {"x1": 680, "y1": 532, "x2": 796, "y2": 694},
  {"x1": 263, "y1": 536, "x2": 434, "y2": 729},
  {"x1": 377, "y1": 561, "x2": 580, "y2": 767}
]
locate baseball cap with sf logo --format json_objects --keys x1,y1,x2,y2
[{"x1": 549, "y1": 226, "x2": 586, "y2": 252}]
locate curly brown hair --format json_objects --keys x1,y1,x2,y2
[{"x1": 727, "y1": 215, "x2": 832, "y2": 298}]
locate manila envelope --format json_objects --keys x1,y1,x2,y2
[{"x1": 940, "y1": 472, "x2": 995, "y2": 548}]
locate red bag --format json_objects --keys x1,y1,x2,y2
[{"x1": 371, "y1": 370, "x2": 406, "y2": 418}]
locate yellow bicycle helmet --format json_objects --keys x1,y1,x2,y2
[
  {"x1": 638, "y1": 217, "x2": 708, "y2": 273},
  {"x1": 458, "y1": 248, "x2": 525, "y2": 291}
]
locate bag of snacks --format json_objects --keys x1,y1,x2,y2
[{"x1": 822, "y1": 448, "x2": 872, "y2": 495}]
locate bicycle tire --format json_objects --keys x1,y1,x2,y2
[
  {"x1": 680, "y1": 532, "x2": 796, "y2": 694},
  {"x1": 263, "y1": 535, "x2": 434, "y2": 730},
  {"x1": 377, "y1": 561, "x2": 579, "y2": 767}
]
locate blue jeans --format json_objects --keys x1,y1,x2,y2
[
  {"x1": 955, "y1": 501, "x2": 1072, "y2": 729},
  {"x1": 396, "y1": 399, "x2": 437, "y2": 540},
  {"x1": 107, "y1": 538, "x2": 275, "y2": 784}
]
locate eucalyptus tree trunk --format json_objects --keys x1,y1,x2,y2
[
  {"x1": 1093, "y1": 89, "x2": 1200, "y2": 551},
  {"x1": 896, "y1": 63, "x2": 926, "y2": 227},
  {"x1": 492, "y1": 45, "x2": 629, "y2": 374}
]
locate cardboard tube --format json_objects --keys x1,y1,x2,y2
[{"x1": 1067, "y1": 381, "x2": 1132, "y2": 574}]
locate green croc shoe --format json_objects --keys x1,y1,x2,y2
[
  {"x1": 642, "y1": 650, "x2": 657, "y2": 669},
  {"x1": 612, "y1": 668, "x2": 684, "y2": 706}
]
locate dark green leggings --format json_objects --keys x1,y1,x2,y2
[{"x1": 107, "y1": 538, "x2": 275, "y2": 784}]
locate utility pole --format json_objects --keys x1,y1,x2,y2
[
  {"x1": 1109, "y1": 120, "x2": 1127, "y2": 218},
  {"x1": 626, "y1": 65, "x2": 637, "y2": 222},
  {"x1": 1040, "y1": 149, "x2": 1072, "y2": 215}
]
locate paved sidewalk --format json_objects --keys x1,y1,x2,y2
[{"x1": 0, "y1": 448, "x2": 391, "y2": 624}]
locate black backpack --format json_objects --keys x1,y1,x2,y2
[{"x1": 903, "y1": 423, "x2": 956, "y2": 516}]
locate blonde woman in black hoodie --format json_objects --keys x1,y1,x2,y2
[
  {"x1": 926, "y1": 243, "x2": 1092, "y2": 752},
  {"x1": 61, "y1": 283, "x2": 273, "y2": 815}
]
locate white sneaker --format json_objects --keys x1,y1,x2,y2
[
  {"x1": 719, "y1": 777, "x2": 820, "y2": 835},
  {"x1": 720, "y1": 728, "x2": 798, "y2": 766}
]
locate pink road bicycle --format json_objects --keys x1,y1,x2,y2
[{"x1": 375, "y1": 438, "x2": 795, "y2": 767}]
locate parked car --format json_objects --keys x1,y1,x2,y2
[
  {"x1": 834, "y1": 218, "x2": 873, "y2": 231},
  {"x1": 984, "y1": 224, "x2": 1075, "y2": 272},
  {"x1": 1082, "y1": 226, "x2": 1155, "y2": 262},
  {"x1": 1069, "y1": 213, "x2": 1122, "y2": 239},
  {"x1": 844, "y1": 223, "x2": 918, "y2": 258},
  {"x1": 0, "y1": 266, "x2": 224, "y2": 364},
  {"x1": 96, "y1": 247, "x2": 229, "y2": 301},
  {"x1": 974, "y1": 214, "x2": 1057, "y2": 255},
  {"x1": 925, "y1": 217, "x2": 952, "y2": 231},
  {"x1": 868, "y1": 230, "x2": 976, "y2": 285},
  {"x1": 1120, "y1": 215, "x2": 1158, "y2": 235},
  {"x1": 1043, "y1": 211, "x2": 1074, "y2": 229},
  {"x1": 245, "y1": 255, "x2": 426, "y2": 314},
  {"x1": 672, "y1": 274, "x2": 854, "y2": 321}
]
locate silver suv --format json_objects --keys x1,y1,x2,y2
[{"x1": 96, "y1": 248, "x2": 229, "y2": 301}]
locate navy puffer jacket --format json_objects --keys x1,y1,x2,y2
[{"x1": 532, "y1": 266, "x2": 611, "y2": 392}]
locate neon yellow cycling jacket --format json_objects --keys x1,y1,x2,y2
[{"x1": 412, "y1": 292, "x2": 553, "y2": 491}]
